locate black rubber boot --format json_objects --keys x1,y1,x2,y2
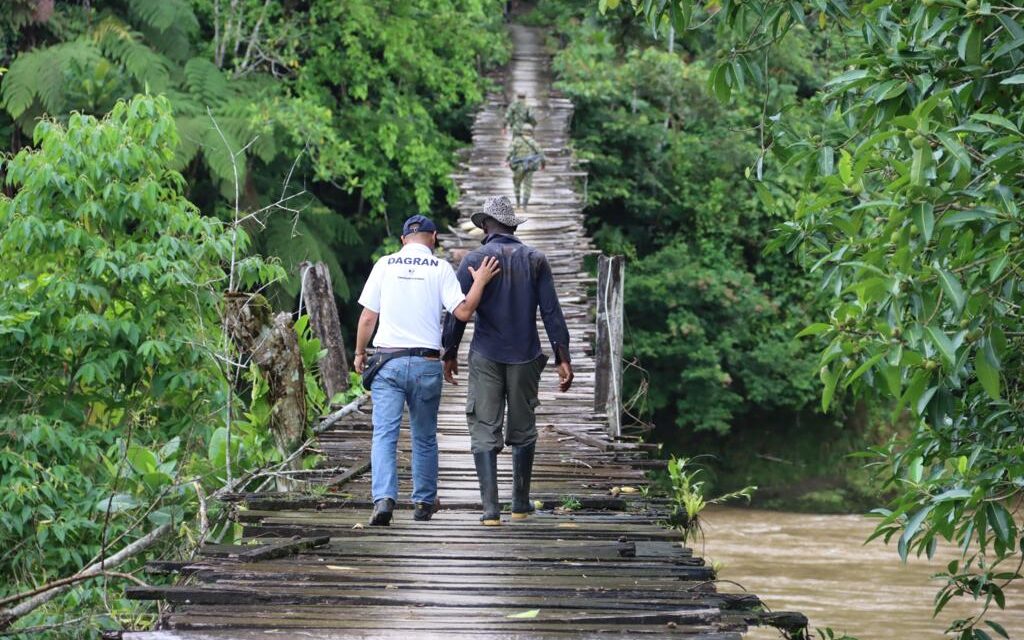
[
  {"x1": 413, "y1": 497, "x2": 441, "y2": 522},
  {"x1": 473, "y1": 450, "x2": 501, "y2": 526},
  {"x1": 368, "y1": 498, "x2": 395, "y2": 526},
  {"x1": 511, "y1": 442, "x2": 536, "y2": 520}
]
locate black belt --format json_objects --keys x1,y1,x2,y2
[{"x1": 374, "y1": 348, "x2": 440, "y2": 359}]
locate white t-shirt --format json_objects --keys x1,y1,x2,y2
[{"x1": 357, "y1": 243, "x2": 466, "y2": 350}]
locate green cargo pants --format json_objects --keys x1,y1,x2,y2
[
  {"x1": 512, "y1": 168, "x2": 534, "y2": 208},
  {"x1": 466, "y1": 351, "x2": 547, "y2": 453}
]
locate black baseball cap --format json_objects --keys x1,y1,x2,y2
[{"x1": 402, "y1": 214, "x2": 438, "y2": 236}]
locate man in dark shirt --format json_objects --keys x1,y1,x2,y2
[{"x1": 442, "y1": 195, "x2": 574, "y2": 525}]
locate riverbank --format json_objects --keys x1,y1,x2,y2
[{"x1": 701, "y1": 506, "x2": 1024, "y2": 638}]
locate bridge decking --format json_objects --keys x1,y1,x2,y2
[{"x1": 125, "y1": 25, "x2": 802, "y2": 640}]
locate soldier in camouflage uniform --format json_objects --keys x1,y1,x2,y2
[
  {"x1": 504, "y1": 91, "x2": 536, "y2": 136},
  {"x1": 506, "y1": 124, "x2": 545, "y2": 211}
]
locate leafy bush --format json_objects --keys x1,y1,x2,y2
[
  {"x1": 0, "y1": 95, "x2": 234, "y2": 627},
  {"x1": 621, "y1": 0, "x2": 1024, "y2": 634},
  {"x1": 550, "y1": 12, "x2": 829, "y2": 438}
]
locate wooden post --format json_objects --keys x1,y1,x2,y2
[
  {"x1": 595, "y1": 255, "x2": 624, "y2": 438},
  {"x1": 301, "y1": 262, "x2": 349, "y2": 402}
]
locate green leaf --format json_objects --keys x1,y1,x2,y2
[
  {"x1": 818, "y1": 146, "x2": 835, "y2": 176},
  {"x1": 926, "y1": 325, "x2": 956, "y2": 366},
  {"x1": 975, "y1": 345, "x2": 1000, "y2": 400},
  {"x1": 507, "y1": 609, "x2": 540, "y2": 619},
  {"x1": 938, "y1": 208, "x2": 997, "y2": 227},
  {"x1": 1000, "y1": 74, "x2": 1024, "y2": 85},
  {"x1": 710, "y1": 63, "x2": 731, "y2": 102},
  {"x1": 899, "y1": 505, "x2": 933, "y2": 561},
  {"x1": 900, "y1": 371, "x2": 929, "y2": 416},
  {"x1": 845, "y1": 352, "x2": 885, "y2": 387},
  {"x1": 97, "y1": 493, "x2": 138, "y2": 513},
  {"x1": 912, "y1": 202, "x2": 935, "y2": 242},
  {"x1": 937, "y1": 269, "x2": 965, "y2": 315},
  {"x1": 796, "y1": 322, "x2": 831, "y2": 338},
  {"x1": 208, "y1": 426, "x2": 228, "y2": 468},
  {"x1": 821, "y1": 365, "x2": 838, "y2": 413},
  {"x1": 935, "y1": 131, "x2": 971, "y2": 172},
  {"x1": 986, "y1": 503, "x2": 1013, "y2": 545},
  {"x1": 992, "y1": 35, "x2": 1024, "y2": 60},
  {"x1": 838, "y1": 149, "x2": 853, "y2": 183},
  {"x1": 910, "y1": 145, "x2": 930, "y2": 186},
  {"x1": 159, "y1": 436, "x2": 181, "y2": 460},
  {"x1": 971, "y1": 113, "x2": 1020, "y2": 134},
  {"x1": 932, "y1": 488, "x2": 971, "y2": 503},
  {"x1": 127, "y1": 445, "x2": 159, "y2": 475},
  {"x1": 985, "y1": 621, "x2": 1010, "y2": 639},
  {"x1": 825, "y1": 68, "x2": 870, "y2": 87}
]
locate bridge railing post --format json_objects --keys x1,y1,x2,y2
[
  {"x1": 300, "y1": 261, "x2": 350, "y2": 402},
  {"x1": 594, "y1": 255, "x2": 624, "y2": 438}
]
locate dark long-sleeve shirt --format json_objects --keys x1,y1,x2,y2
[{"x1": 442, "y1": 234, "x2": 571, "y2": 365}]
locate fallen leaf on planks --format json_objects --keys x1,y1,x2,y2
[{"x1": 506, "y1": 609, "x2": 541, "y2": 619}]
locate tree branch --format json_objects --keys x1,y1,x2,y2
[{"x1": 0, "y1": 524, "x2": 171, "y2": 630}]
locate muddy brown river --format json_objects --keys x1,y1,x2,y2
[{"x1": 701, "y1": 507, "x2": 1024, "y2": 638}]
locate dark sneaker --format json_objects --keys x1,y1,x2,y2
[
  {"x1": 368, "y1": 498, "x2": 395, "y2": 526},
  {"x1": 413, "y1": 498, "x2": 441, "y2": 522}
]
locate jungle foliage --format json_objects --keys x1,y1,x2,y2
[
  {"x1": 0, "y1": 1, "x2": 508, "y2": 635},
  {"x1": 607, "y1": 0, "x2": 1024, "y2": 636},
  {"x1": 533, "y1": 0, "x2": 873, "y2": 509},
  {"x1": 1, "y1": 0, "x2": 508, "y2": 302}
]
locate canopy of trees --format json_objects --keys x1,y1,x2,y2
[
  {"x1": 603, "y1": 0, "x2": 1022, "y2": 636},
  {"x1": 1, "y1": 1, "x2": 508, "y2": 635},
  {"x1": 1, "y1": 0, "x2": 1020, "y2": 637}
]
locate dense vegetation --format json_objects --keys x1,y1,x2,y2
[
  {"x1": 530, "y1": 0, "x2": 877, "y2": 511},
  {"x1": 1, "y1": 0, "x2": 1021, "y2": 637},
  {"x1": 587, "y1": 0, "x2": 1023, "y2": 636},
  {"x1": 1, "y1": 1, "x2": 507, "y2": 635}
]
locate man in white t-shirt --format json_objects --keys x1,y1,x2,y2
[{"x1": 354, "y1": 215, "x2": 500, "y2": 526}]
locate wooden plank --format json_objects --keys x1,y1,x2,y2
[
  {"x1": 200, "y1": 536, "x2": 330, "y2": 562},
  {"x1": 121, "y1": 23, "x2": 798, "y2": 640}
]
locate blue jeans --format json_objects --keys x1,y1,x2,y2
[{"x1": 370, "y1": 356, "x2": 443, "y2": 505}]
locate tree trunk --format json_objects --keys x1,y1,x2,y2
[
  {"x1": 595, "y1": 255, "x2": 624, "y2": 438},
  {"x1": 223, "y1": 292, "x2": 307, "y2": 488},
  {"x1": 301, "y1": 262, "x2": 349, "y2": 402}
]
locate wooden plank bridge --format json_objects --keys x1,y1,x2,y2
[{"x1": 125, "y1": 25, "x2": 804, "y2": 640}]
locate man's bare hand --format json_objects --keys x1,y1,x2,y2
[
  {"x1": 354, "y1": 353, "x2": 366, "y2": 374},
  {"x1": 443, "y1": 359, "x2": 459, "y2": 385},
  {"x1": 557, "y1": 362, "x2": 574, "y2": 392},
  {"x1": 468, "y1": 256, "x2": 501, "y2": 284}
]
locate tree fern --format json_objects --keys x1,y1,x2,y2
[
  {"x1": 258, "y1": 205, "x2": 358, "y2": 301},
  {"x1": 170, "y1": 115, "x2": 205, "y2": 171},
  {"x1": 128, "y1": 0, "x2": 197, "y2": 62},
  {"x1": 184, "y1": 58, "x2": 230, "y2": 109},
  {"x1": 199, "y1": 116, "x2": 247, "y2": 197},
  {"x1": 2, "y1": 41, "x2": 103, "y2": 120},
  {"x1": 1, "y1": 48, "x2": 41, "y2": 119},
  {"x1": 94, "y1": 17, "x2": 171, "y2": 92},
  {"x1": 127, "y1": 0, "x2": 198, "y2": 34}
]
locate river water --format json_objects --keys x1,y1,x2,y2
[{"x1": 701, "y1": 506, "x2": 1024, "y2": 638}]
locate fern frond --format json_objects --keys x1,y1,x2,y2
[
  {"x1": 161, "y1": 88, "x2": 203, "y2": 117},
  {"x1": 140, "y1": 22, "x2": 193, "y2": 62},
  {"x1": 2, "y1": 41, "x2": 103, "y2": 119},
  {"x1": 259, "y1": 209, "x2": 351, "y2": 301},
  {"x1": 1, "y1": 49, "x2": 41, "y2": 118},
  {"x1": 128, "y1": 0, "x2": 199, "y2": 34},
  {"x1": 184, "y1": 58, "x2": 229, "y2": 109},
  {"x1": 129, "y1": 0, "x2": 198, "y2": 61},
  {"x1": 199, "y1": 116, "x2": 248, "y2": 194},
  {"x1": 170, "y1": 115, "x2": 205, "y2": 171},
  {"x1": 94, "y1": 16, "x2": 171, "y2": 92}
]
